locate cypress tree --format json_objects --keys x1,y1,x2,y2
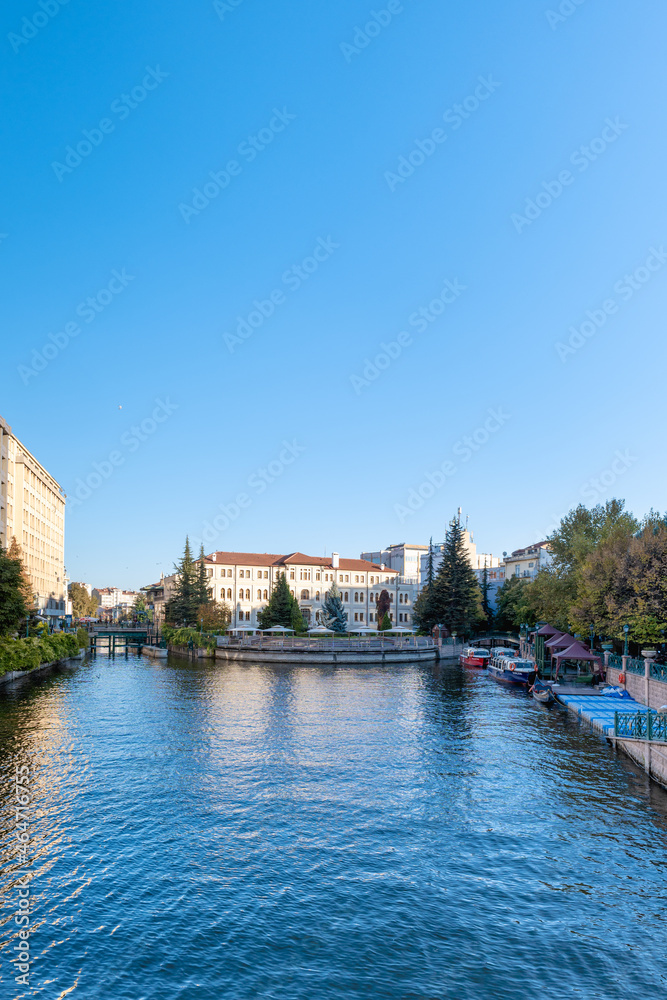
[
  {"x1": 194, "y1": 544, "x2": 212, "y2": 609},
  {"x1": 430, "y1": 516, "x2": 485, "y2": 637},
  {"x1": 481, "y1": 562, "x2": 493, "y2": 627},
  {"x1": 321, "y1": 582, "x2": 348, "y2": 633}
]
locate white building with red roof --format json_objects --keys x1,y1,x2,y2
[{"x1": 202, "y1": 550, "x2": 418, "y2": 629}]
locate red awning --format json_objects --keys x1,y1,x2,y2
[
  {"x1": 554, "y1": 641, "x2": 601, "y2": 661},
  {"x1": 536, "y1": 624, "x2": 560, "y2": 637}
]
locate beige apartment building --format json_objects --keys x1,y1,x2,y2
[{"x1": 0, "y1": 415, "x2": 69, "y2": 618}]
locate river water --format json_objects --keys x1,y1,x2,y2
[{"x1": 0, "y1": 654, "x2": 666, "y2": 1000}]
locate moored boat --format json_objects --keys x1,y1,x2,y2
[
  {"x1": 531, "y1": 679, "x2": 555, "y2": 704},
  {"x1": 488, "y1": 655, "x2": 536, "y2": 687},
  {"x1": 460, "y1": 647, "x2": 491, "y2": 669}
]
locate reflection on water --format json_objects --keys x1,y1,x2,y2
[{"x1": 0, "y1": 654, "x2": 665, "y2": 999}]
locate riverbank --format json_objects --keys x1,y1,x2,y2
[{"x1": 0, "y1": 649, "x2": 87, "y2": 687}]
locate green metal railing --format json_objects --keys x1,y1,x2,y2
[
  {"x1": 650, "y1": 662, "x2": 667, "y2": 682},
  {"x1": 608, "y1": 653, "x2": 623, "y2": 670},
  {"x1": 615, "y1": 711, "x2": 667, "y2": 741},
  {"x1": 625, "y1": 656, "x2": 646, "y2": 676}
]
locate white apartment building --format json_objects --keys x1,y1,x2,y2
[
  {"x1": 0, "y1": 414, "x2": 69, "y2": 618},
  {"x1": 93, "y1": 587, "x2": 141, "y2": 618},
  {"x1": 203, "y1": 551, "x2": 418, "y2": 628},
  {"x1": 502, "y1": 542, "x2": 552, "y2": 580},
  {"x1": 419, "y1": 529, "x2": 501, "y2": 588},
  {"x1": 360, "y1": 543, "x2": 427, "y2": 586}
]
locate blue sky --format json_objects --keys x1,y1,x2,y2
[{"x1": 2, "y1": 0, "x2": 666, "y2": 589}]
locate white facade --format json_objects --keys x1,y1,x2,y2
[
  {"x1": 203, "y1": 551, "x2": 418, "y2": 628},
  {"x1": 419, "y1": 530, "x2": 501, "y2": 588},
  {"x1": 360, "y1": 543, "x2": 426, "y2": 585},
  {"x1": 93, "y1": 587, "x2": 141, "y2": 618},
  {"x1": 0, "y1": 414, "x2": 68, "y2": 617}
]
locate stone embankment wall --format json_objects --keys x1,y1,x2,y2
[
  {"x1": 606, "y1": 658, "x2": 667, "y2": 787},
  {"x1": 0, "y1": 650, "x2": 86, "y2": 688}
]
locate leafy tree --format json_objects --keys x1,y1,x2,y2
[
  {"x1": 428, "y1": 517, "x2": 485, "y2": 636},
  {"x1": 290, "y1": 600, "x2": 306, "y2": 634},
  {"x1": 198, "y1": 600, "x2": 231, "y2": 632},
  {"x1": 69, "y1": 582, "x2": 98, "y2": 618},
  {"x1": 379, "y1": 612, "x2": 392, "y2": 631},
  {"x1": 164, "y1": 537, "x2": 199, "y2": 625},
  {"x1": 376, "y1": 589, "x2": 391, "y2": 625},
  {"x1": 321, "y1": 581, "x2": 348, "y2": 633},
  {"x1": 257, "y1": 573, "x2": 299, "y2": 629},
  {"x1": 0, "y1": 546, "x2": 28, "y2": 635},
  {"x1": 494, "y1": 576, "x2": 533, "y2": 631},
  {"x1": 8, "y1": 537, "x2": 34, "y2": 611}
]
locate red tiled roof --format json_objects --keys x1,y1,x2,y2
[{"x1": 204, "y1": 551, "x2": 398, "y2": 575}]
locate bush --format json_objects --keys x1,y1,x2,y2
[
  {"x1": 162, "y1": 625, "x2": 220, "y2": 652},
  {"x1": 0, "y1": 631, "x2": 86, "y2": 677}
]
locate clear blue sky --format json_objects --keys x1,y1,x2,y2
[{"x1": 2, "y1": 0, "x2": 666, "y2": 589}]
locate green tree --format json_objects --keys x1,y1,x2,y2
[
  {"x1": 198, "y1": 600, "x2": 231, "y2": 632},
  {"x1": 494, "y1": 576, "x2": 533, "y2": 631},
  {"x1": 428, "y1": 517, "x2": 485, "y2": 636},
  {"x1": 379, "y1": 611, "x2": 392, "y2": 631},
  {"x1": 69, "y1": 582, "x2": 98, "y2": 618},
  {"x1": 321, "y1": 581, "x2": 348, "y2": 633},
  {"x1": 194, "y1": 544, "x2": 212, "y2": 609},
  {"x1": 257, "y1": 572, "x2": 299, "y2": 629},
  {"x1": 164, "y1": 537, "x2": 198, "y2": 625},
  {"x1": 481, "y1": 563, "x2": 493, "y2": 627},
  {"x1": 0, "y1": 546, "x2": 28, "y2": 635},
  {"x1": 8, "y1": 537, "x2": 34, "y2": 611}
]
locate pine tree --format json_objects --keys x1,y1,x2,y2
[
  {"x1": 0, "y1": 545, "x2": 29, "y2": 635},
  {"x1": 429, "y1": 516, "x2": 485, "y2": 637},
  {"x1": 413, "y1": 539, "x2": 438, "y2": 633},
  {"x1": 427, "y1": 537, "x2": 435, "y2": 588},
  {"x1": 164, "y1": 537, "x2": 198, "y2": 625},
  {"x1": 257, "y1": 573, "x2": 296, "y2": 629},
  {"x1": 194, "y1": 544, "x2": 212, "y2": 609},
  {"x1": 321, "y1": 581, "x2": 348, "y2": 633},
  {"x1": 290, "y1": 599, "x2": 306, "y2": 633},
  {"x1": 379, "y1": 612, "x2": 392, "y2": 631}
]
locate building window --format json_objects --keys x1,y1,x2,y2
[
  {"x1": 290, "y1": 570, "x2": 295, "y2": 580},
  {"x1": 257, "y1": 590, "x2": 262, "y2": 600},
  {"x1": 345, "y1": 575, "x2": 349, "y2": 582},
  {"x1": 359, "y1": 612, "x2": 364, "y2": 622},
  {"x1": 246, "y1": 589, "x2": 251, "y2": 600},
  {"x1": 354, "y1": 613, "x2": 359, "y2": 622},
  {"x1": 263, "y1": 589, "x2": 268, "y2": 600},
  {"x1": 227, "y1": 569, "x2": 232, "y2": 577},
  {"x1": 301, "y1": 589, "x2": 310, "y2": 600},
  {"x1": 355, "y1": 575, "x2": 359, "y2": 583},
  {"x1": 344, "y1": 592, "x2": 349, "y2": 602},
  {"x1": 315, "y1": 572, "x2": 321, "y2": 581},
  {"x1": 227, "y1": 588, "x2": 232, "y2": 599},
  {"x1": 399, "y1": 593, "x2": 403, "y2": 603},
  {"x1": 315, "y1": 591, "x2": 320, "y2": 601}
]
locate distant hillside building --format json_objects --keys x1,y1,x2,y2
[{"x1": 502, "y1": 542, "x2": 552, "y2": 580}]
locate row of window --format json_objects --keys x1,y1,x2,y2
[
  {"x1": 223, "y1": 588, "x2": 412, "y2": 605},
  {"x1": 235, "y1": 609, "x2": 411, "y2": 625}
]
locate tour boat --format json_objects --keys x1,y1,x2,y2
[
  {"x1": 488, "y1": 655, "x2": 536, "y2": 687},
  {"x1": 459, "y1": 647, "x2": 491, "y2": 669}
]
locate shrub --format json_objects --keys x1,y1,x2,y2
[{"x1": 0, "y1": 632, "x2": 85, "y2": 677}]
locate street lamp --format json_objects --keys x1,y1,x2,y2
[
  {"x1": 589, "y1": 623, "x2": 595, "y2": 653},
  {"x1": 623, "y1": 624, "x2": 629, "y2": 656}
]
